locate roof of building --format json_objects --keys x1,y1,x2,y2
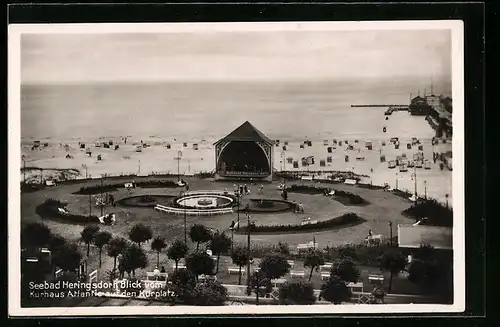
[
  {"x1": 397, "y1": 224, "x2": 453, "y2": 250},
  {"x1": 214, "y1": 121, "x2": 273, "y2": 145}
]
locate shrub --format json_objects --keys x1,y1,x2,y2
[
  {"x1": 35, "y1": 199, "x2": 100, "y2": 224},
  {"x1": 237, "y1": 213, "x2": 362, "y2": 234},
  {"x1": 73, "y1": 179, "x2": 179, "y2": 195},
  {"x1": 320, "y1": 276, "x2": 352, "y2": 304},
  {"x1": 194, "y1": 171, "x2": 215, "y2": 178},
  {"x1": 128, "y1": 223, "x2": 153, "y2": 247},
  {"x1": 279, "y1": 281, "x2": 316, "y2": 305},
  {"x1": 402, "y1": 199, "x2": 453, "y2": 227},
  {"x1": 184, "y1": 280, "x2": 228, "y2": 306}
]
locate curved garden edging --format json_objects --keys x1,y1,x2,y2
[
  {"x1": 72, "y1": 179, "x2": 180, "y2": 195},
  {"x1": 35, "y1": 199, "x2": 100, "y2": 224},
  {"x1": 236, "y1": 199, "x2": 297, "y2": 213},
  {"x1": 285, "y1": 184, "x2": 368, "y2": 206},
  {"x1": 115, "y1": 195, "x2": 177, "y2": 208},
  {"x1": 235, "y1": 213, "x2": 364, "y2": 234}
]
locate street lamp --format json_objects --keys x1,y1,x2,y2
[
  {"x1": 424, "y1": 180, "x2": 427, "y2": 199},
  {"x1": 181, "y1": 190, "x2": 187, "y2": 244},
  {"x1": 411, "y1": 166, "x2": 418, "y2": 200},
  {"x1": 100, "y1": 174, "x2": 106, "y2": 216},
  {"x1": 246, "y1": 210, "x2": 252, "y2": 288},
  {"x1": 175, "y1": 150, "x2": 183, "y2": 182},
  {"x1": 82, "y1": 164, "x2": 88, "y2": 179},
  {"x1": 445, "y1": 193, "x2": 449, "y2": 209},
  {"x1": 21, "y1": 155, "x2": 26, "y2": 184},
  {"x1": 395, "y1": 173, "x2": 398, "y2": 190},
  {"x1": 389, "y1": 222, "x2": 393, "y2": 246}
]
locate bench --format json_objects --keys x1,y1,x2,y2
[
  {"x1": 290, "y1": 270, "x2": 305, "y2": 277},
  {"x1": 198, "y1": 274, "x2": 217, "y2": 282},
  {"x1": 172, "y1": 263, "x2": 186, "y2": 270},
  {"x1": 321, "y1": 272, "x2": 331, "y2": 280},
  {"x1": 320, "y1": 263, "x2": 333, "y2": 271},
  {"x1": 228, "y1": 267, "x2": 245, "y2": 275},
  {"x1": 253, "y1": 267, "x2": 261, "y2": 273},
  {"x1": 287, "y1": 260, "x2": 295, "y2": 268}
]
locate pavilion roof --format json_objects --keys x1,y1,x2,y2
[{"x1": 214, "y1": 121, "x2": 273, "y2": 145}]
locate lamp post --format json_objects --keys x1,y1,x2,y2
[
  {"x1": 246, "y1": 211, "x2": 252, "y2": 288},
  {"x1": 411, "y1": 166, "x2": 417, "y2": 201},
  {"x1": 389, "y1": 222, "x2": 393, "y2": 246},
  {"x1": 21, "y1": 155, "x2": 26, "y2": 184},
  {"x1": 395, "y1": 173, "x2": 398, "y2": 190},
  {"x1": 236, "y1": 192, "x2": 241, "y2": 230},
  {"x1": 82, "y1": 164, "x2": 88, "y2": 179},
  {"x1": 88, "y1": 194, "x2": 92, "y2": 221},
  {"x1": 100, "y1": 174, "x2": 105, "y2": 216},
  {"x1": 181, "y1": 191, "x2": 187, "y2": 245},
  {"x1": 138, "y1": 160, "x2": 141, "y2": 175},
  {"x1": 175, "y1": 150, "x2": 182, "y2": 182},
  {"x1": 445, "y1": 193, "x2": 449, "y2": 209},
  {"x1": 424, "y1": 180, "x2": 427, "y2": 199}
]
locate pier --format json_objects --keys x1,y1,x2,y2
[{"x1": 350, "y1": 105, "x2": 409, "y2": 108}]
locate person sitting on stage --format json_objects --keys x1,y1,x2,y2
[{"x1": 160, "y1": 266, "x2": 166, "y2": 273}]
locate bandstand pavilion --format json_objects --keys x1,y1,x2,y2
[{"x1": 214, "y1": 121, "x2": 274, "y2": 181}]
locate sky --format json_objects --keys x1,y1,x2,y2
[{"x1": 21, "y1": 29, "x2": 452, "y2": 84}]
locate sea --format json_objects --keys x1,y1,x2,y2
[
  {"x1": 19, "y1": 79, "x2": 453, "y2": 204},
  {"x1": 20, "y1": 78, "x2": 452, "y2": 143}
]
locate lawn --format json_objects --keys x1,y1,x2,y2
[{"x1": 20, "y1": 176, "x2": 426, "y2": 298}]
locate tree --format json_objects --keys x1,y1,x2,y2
[
  {"x1": 414, "y1": 243, "x2": 436, "y2": 262},
  {"x1": 259, "y1": 254, "x2": 291, "y2": 280},
  {"x1": 331, "y1": 257, "x2": 360, "y2": 283},
  {"x1": 407, "y1": 258, "x2": 441, "y2": 291},
  {"x1": 151, "y1": 236, "x2": 167, "y2": 267},
  {"x1": 94, "y1": 231, "x2": 112, "y2": 268},
  {"x1": 186, "y1": 280, "x2": 228, "y2": 306},
  {"x1": 120, "y1": 244, "x2": 148, "y2": 277},
  {"x1": 304, "y1": 249, "x2": 325, "y2": 281},
  {"x1": 209, "y1": 232, "x2": 231, "y2": 273},
  {"x1": 80, "y1": 225, "x2": 100, "y2": 257},
  {"x1": 279, "y1": 280, "x2": 316, "y2": 305},
  {"x1": 230, "y1": 247, "x2": 249, "y2": 285},
  {"x1": 185, "y1": 252, "x2": 215, "y2": 281},
  {"x1": 248, "y1": 271, "x2": 272, "y2": 305},
  {"x1": 337, "y1": 244, "x2": 358, "y2": 260},
  {"x1": 189, "y1": 224, "x2": 213, "y2": 251},
  {"x1": 21, "y1": 222, "x2": 52, "y2": 250},
  {"x1": 48, "y1": 234, "x2": 67, "y2": 252},
  {"x1": 379, "y1": 249, "x2": 407, "y2": 293},
  {"x1": 107, "y1": 237, "x2": 128, "y2": 270},
  {"x1": 167, "y1": 269, "x2": 197, "y2": 304},
  {"x1": 320, "y1": 276, "x2": 352, "y2": 304},
  {"x1": 52, "y1": 243, "x2": 82, "y2": 273},
  {"x1": 278, "y1": 241, "x2": 290, "y2": 256},
  {"x1": 128, "y1": 223, "x2": 153, "y2": 247},
  {"x1": 167, "y1": 239, "x2": 188, "y2": 270}
]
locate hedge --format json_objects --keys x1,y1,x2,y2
[
  {"x1": 35, "y1": 198, "x2": 100, "y2": 224},
  {"x1": 73, "y1": 179, "x2": 179, "y2": 194},
  {"x1": 236, "y1": 199, "x2": 297, "y2": 213},
  {"x1": 285, "y1": 185, "x2": 367, "y2": 205},
  {"x1": 21, "y1": 183, "x2": 45, "y2": 193},
  {"x1": 403, "y1": 199, "x2": 453, "y2": 227},
  {"x1": 116, "y1": 195, "x2": 176, "y2": 208},
  {"x1": 236, "y1": 213, "x2": 363, "y2": 234}
]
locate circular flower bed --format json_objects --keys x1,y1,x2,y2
[
  {"x1": 236, "y1": 213, "x2": 364, "y2": 234},
  {"x1": 116, "y1": 195, "x2": 176, "y2": 207},
  {"x1": 237, "y1": 199, "x2": 297, "y2": 213}
]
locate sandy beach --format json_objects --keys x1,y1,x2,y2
[{"x1": 21, "y1": 133, "x2": 452, "y2": 204}]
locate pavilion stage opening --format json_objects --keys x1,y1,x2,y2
[{"x1": 214, "y1": 121, "x2": 274, "y2": 181}]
